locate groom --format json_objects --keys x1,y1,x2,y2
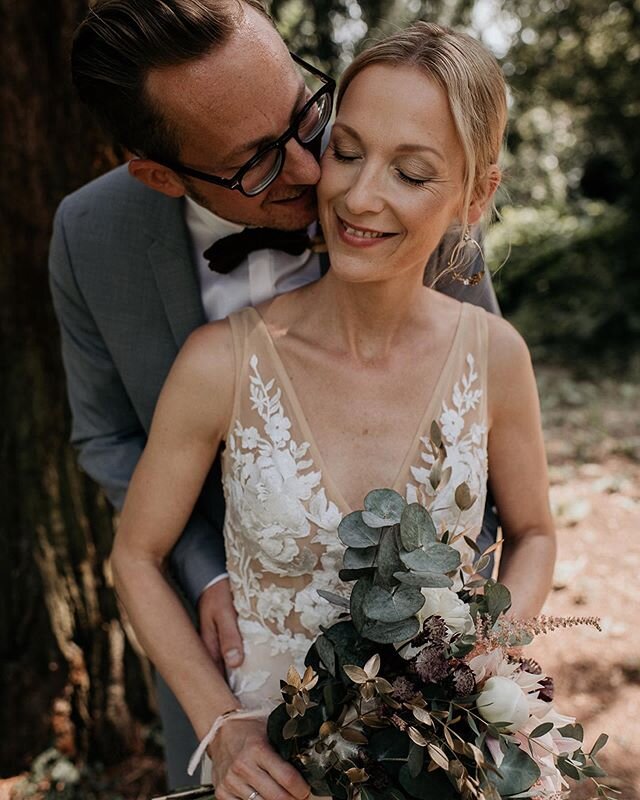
[{"x1": 50, "y1": 0, "x2": 500, "y2": 788}]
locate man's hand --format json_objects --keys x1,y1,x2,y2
[
  {"x1": 198, "y1": 578, "x2": 244, "y2": 673},
  {"x1": 210, "y1": 718, "x2": 310, "y2": 800}
]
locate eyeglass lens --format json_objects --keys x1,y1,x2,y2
[{"x1": 241, "y1": 90, "x2": 332, "y2": 196}]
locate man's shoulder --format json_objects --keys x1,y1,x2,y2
[
  {"x1": 62, "y1": 164, "x2": 148, "y2": 211},
  {"x1": 54, "y1": 163, "x2": 186, "y2": 258}
]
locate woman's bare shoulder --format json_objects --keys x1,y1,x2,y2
[
  {"x1": 157, "y1": 318, "x2": 236, "y2": 435},
  {"x1": 486, "y1": 314, "x2": 531, "y2": 369},
  {"x1": 486, "y1": 314, "x2": 536, "y2": 416}
]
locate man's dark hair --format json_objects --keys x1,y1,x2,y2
[{"x1": 72, "y1": 0, "x2": 271, "y2": 162}]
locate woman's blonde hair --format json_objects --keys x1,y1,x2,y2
[{"x1": 338, "y1": 22, "x2": 507, "y2": 238}]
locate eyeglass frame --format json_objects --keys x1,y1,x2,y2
[{"x1": 150, "y1": 52, "x2": 335, "y2": 196}]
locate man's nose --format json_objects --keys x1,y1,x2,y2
[{"x1": 279, "y1": 137, "x2": 322, "y2": 186}]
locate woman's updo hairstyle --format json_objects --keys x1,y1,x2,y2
[{"x1": 337, "y1": 22, "x2": 507, "y2": 234}]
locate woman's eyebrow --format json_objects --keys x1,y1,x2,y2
[{"x1": 333, "y1": 122, "x2": 443, "y2": 162}]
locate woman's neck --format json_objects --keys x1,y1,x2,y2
[{"x1": 305, "y1": 267, "x2": 435, "y2": 363}]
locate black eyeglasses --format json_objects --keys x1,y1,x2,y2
[{"x1": 154, "y1": 53, "x2": 335, "y2": 197}]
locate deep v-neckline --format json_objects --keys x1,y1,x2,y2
[{"x1": 247, "y1": 304, "x2": 467, "y2": 514}]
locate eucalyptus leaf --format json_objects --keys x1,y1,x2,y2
[
  {"x1": 339, "y1": 568, "x2": 373, "y2": 582},
  {"x1": 581, "y1": 764, "x2": 607, "y2": 778},
  {"x1": 377, "y1": 527, "x2": 404, "y2": 587},
  {"x1": 590, "y1": 733, "x2": 609, "y2": 757},
  {"x1": 350, "y1": 576, "x2": 373, "y2": 635},
  {"x1": 485, "y1": 581, "x2": 512, "y2": 620},
  {"x1": 315, "y1": 635, "x2": 336, "y2": 676},
  {"x1": 317, "y1": 590, "x2": 350, "y2": 609},
  {"x1": 363, "y1": 488, "x2": 406, "y2": 525},
  {"x1": 365, "y1": 584, "x2": 425, "y2": 623},
  {"x1": 487, "y1": 740, "x2": 540, "y2": 795},
  {"x1": 362, "y1": 617, "x2": 420, "y2": 644},
  {"x1": 454, "y1": 482, "x2": 477, "y2": 511},
  {"x1": 557, "y1": 757, "x2": 582, "y2": 781},
  {"x1": 400, "y1": 503, "x2": 437, "y2": 550},
  {"x1": 400, "y1": 542, "x2": 461, "y2": 574},
  {"x1": 394, "y1": 571, "x2": 453, "y2": 588},
  {"x1": 344, "y1": 546, "x2": 378, "y2": 569},
  {"x1": 368, "y1": 727, "x2": 410, "y2": 762},
  {"x1": 338, "y1": 511, "x2": 382, "y2": 547},
  {"x1": 529, "y1": 722, "x2": 554, "y2": 738},
  {"x1": 399, "y1": 764, "x2": 457, "y2": 800},
  {"x1": 558, "y1": 723, "x2": 584, "y2": 742},
  {"x1": 409, "y1": 743, "x2": 426, "y2": 776}
]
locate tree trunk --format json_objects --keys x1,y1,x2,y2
[{"x1": 0, "y1": 0, "x2": 155, "y2": 774}]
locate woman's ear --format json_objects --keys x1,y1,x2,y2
[
  {"x1": 128, "y1": 158, "x2": 186, "y2": 198},
  {"x1": 467, "y1": 164, "x2": 501, "y2": 225}
]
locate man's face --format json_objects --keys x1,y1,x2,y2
[{"x1": 144, "y1": 6, "x2": 321, "y2": 230}]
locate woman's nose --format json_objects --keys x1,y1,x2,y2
[{"x1": 343, "y1": 164, "x2": 386, "y2": 217}]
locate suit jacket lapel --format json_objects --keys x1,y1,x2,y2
[{"x1": 146, "y1": 194, "x2": 206, "y2": 349}]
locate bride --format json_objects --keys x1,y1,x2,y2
[{"x1": 112, "y1": 21, "x2": 556, "y2": 800}]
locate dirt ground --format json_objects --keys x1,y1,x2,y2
[{"x1": 523, "y1": 366, "x2": 640, "y2": 800}]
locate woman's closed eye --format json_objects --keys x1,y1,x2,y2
[
  {"x1": 395, "y1": 169, "x2": 433, "y2": 187},
  {"x1": 329, "y1": 144, "x2": 361, "y2": 162}
]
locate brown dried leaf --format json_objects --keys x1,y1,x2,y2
[
  {"x1": 286, "y1": 666, "x2": 301, "y2": 689},
  {"x1": 444, "y1": 726, "x2": 455, "y2": 750},
  {"x1": 283, "y1": 717, "x2": 298, "y2": 740},
  {"x1": 408, "y1": 726, "x2": 428, "y2": 747},
  {"x1": 341, "y1": 728, "x2": 369, "y2": 744},
  {"x1": 319, "y1": 721, "x2": 339, "y2": 737},
  {"x1": 411, "y1": 706, "x2": 433, "y2": 726},
  {"x1": 374, "y1": 677, "x2": 394, "y2": 694},
  {"x1": 427, "y1": 743, "x2": 449, "y2": 771},
  {"x1": 345, "y1": 767, "x2": 369, "y2": 784},
  {"x1": 343, "y1": 664, "x2": 369, "y2": 684},
  {"x1": 363, "y1": 653, "x2": 381, "y2": 678}
]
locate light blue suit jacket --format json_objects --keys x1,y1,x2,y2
[{"x1": 49, "y1": 164, "x2": 500, "y2": 607}]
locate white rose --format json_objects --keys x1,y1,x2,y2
[
  {"x1": 477, "y1": 675, "x2": 530, "y2": 732},
  {"x1": 418, "y1": 588, "x2": 475, "y2": 637}
]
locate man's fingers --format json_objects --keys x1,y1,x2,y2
[
  {"x1": 200, "y1": 619, "x2": 224, "y2": 671},
  {"x1": 198, "y1": 578, "x2": 244, "y2": 669},
  {"x1": 217, "y1": 611, "x2": 244, "y2": 669}
]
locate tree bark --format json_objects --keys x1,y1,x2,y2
[{"x1": 0, "y1": 0, "x2": 155, "y2": 774}]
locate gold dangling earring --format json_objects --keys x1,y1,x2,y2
[{"x1": 447, "y1": 228, "x2": 486, "y2": 286}]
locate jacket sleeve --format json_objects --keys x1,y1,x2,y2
[{"x1": 48, "y1": 197, "x2": 226, "y2": 606}]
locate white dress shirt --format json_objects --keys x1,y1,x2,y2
[
  {"x1": 184, "y1": 196, "x2": 322, "y2": 323},
  {"x1": 184, "y1": 197, "x2": 322, "y2": 592}
]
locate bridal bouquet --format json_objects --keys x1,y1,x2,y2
[{"x1": 267, "y1": 483, "x2": 614, "y2": 800}]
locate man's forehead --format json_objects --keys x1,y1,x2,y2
[{"x1": 147, "y1": 23, "x2": 301, "y2": 159}]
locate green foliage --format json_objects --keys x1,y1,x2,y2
[
  {"x1": 488, "y1": 203, "x2": 639, "y2": 363},
  {"x1": 336, "y1": 485, "x2": 463, "y2": 645}
]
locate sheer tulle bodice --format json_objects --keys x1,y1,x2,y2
[{"x1": 221, "y1": 304, "x2": 489, "y2": 710}]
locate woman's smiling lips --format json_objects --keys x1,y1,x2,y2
[{"x1": 335, "y1": 213, "x2": 398, "y2": 247}]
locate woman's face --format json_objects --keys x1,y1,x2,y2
[{"x1": 318, "y1": 64, "x2": 467, "y2": 283}]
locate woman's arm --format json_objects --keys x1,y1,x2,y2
[
  {"x1": 112, "y1": 321, "x2": 238, "y2": 729},
  {"x1": 111, "y1": 322, "x2": 309, "y2": 800},
  {"x1": 486, "y1": 317, "x2": 557, "y2": 619}
]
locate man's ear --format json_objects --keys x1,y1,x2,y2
[
  {"x1": 128, "y1": 158, "x2": 186, "y2": 198},
  {"x1": 467, "y1": 164, "x2": 501, "y2": 225}
]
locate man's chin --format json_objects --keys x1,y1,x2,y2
[{"x1": 263, "y1": 186, "x2": 318, "y2": 230}]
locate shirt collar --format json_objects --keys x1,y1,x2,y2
[{"x1": 184, "y1": 196, "x2": 246, "y2": 260}]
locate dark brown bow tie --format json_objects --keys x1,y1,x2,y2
[{"x1": 204, "y1": 227, "x2": 313, "y2": 274}]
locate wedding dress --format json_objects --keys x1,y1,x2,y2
[{"x1": 201, "y1": 302, "x2": 490, "y2": 789}]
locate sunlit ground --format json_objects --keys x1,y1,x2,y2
[{"x1": 528, "y1": 365, "x2": 640, "y2": 800}]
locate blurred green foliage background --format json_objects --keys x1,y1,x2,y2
[{"x1": 276, "y1": 0, "x2": 640, "y2": 367}]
